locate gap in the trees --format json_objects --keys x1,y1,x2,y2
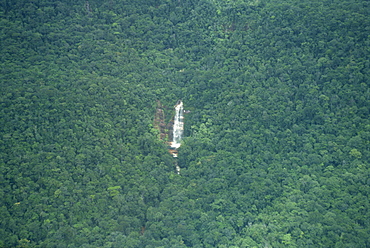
[{"x1": 153, "y1": 100, "x2": 186, "y2": 173}]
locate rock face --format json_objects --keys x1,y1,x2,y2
[
  {"x1": 153, "y1": 100, "x2": 168, "y2": 141},
  {"x1": 153, "y1": 100, "x2": 184, "y2": 158}
]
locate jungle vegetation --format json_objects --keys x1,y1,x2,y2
[{"x1": 0, "y1": 0, "x2": 369, "y2": 247}]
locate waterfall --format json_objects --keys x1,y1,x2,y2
[{"x1": 170, "y1": 100, "x2": 184, "y2": 150}]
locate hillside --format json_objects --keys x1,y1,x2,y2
[{"x1": 0, "y1": 0, "x2": 369, "y2": 247}]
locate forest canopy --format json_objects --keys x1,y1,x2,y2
[{"x1": 0, "y1": 0, "x2": 369, "y2": 247}]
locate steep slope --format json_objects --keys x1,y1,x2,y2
[{"x1": 0, "y1": 0, "x2": 369, "y2": 247}]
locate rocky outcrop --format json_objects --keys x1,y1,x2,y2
[
  {"x1": 153, "y1": 100, "x2": 168, "y2": 141},
  {"x1": 153, "y1": 100, "x2": 185, "y2": 159}
]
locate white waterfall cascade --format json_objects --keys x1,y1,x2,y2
[
  {"x1": 170, "y1": 100, "x2": 184, "y2": 151},
  {"x1": 168, "y1": 100, "x2": 184, "y2": 174}
]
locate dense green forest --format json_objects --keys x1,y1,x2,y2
[{"x1": 0, "y1": 0, "x2": 369, "y2": 247}]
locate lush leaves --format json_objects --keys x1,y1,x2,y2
[{"x1": 0, "y1": 0, "x2": 369, "y2": 247}]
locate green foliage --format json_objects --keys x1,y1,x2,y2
[{"x1": 0, "y1": 0, "x2": 369, "y2": 247}]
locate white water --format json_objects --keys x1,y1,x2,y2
[{"x1": 170, "y1": 100, "x2": 184, "y2": 150}]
